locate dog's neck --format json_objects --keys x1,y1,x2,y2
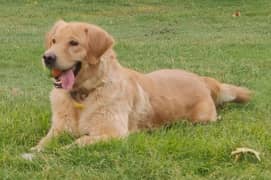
[{"x1": 70, "y1": 49, "x2": 121, "y2": 102}]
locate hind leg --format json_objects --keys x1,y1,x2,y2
[{"x1": 189, "y1": 98, "x2": 217, "y2": 123}]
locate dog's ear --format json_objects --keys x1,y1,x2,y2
[
  {"x1": 85, "y1": 25, "x2": 114, "y2": 65},
  {"x1": 45, "y1": 20, "x2": 66, "y2": 49}
]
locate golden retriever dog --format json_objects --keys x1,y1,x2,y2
[{"x1": 31, "y1": 20, "x2": 251, "y2": 151}]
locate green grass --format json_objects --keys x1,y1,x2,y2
[{"x1": 0, "y1": 0, "x2": 271, "y2": 179}]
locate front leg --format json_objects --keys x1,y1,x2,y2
[
  {"x1": 31, "y1": 89, "x2": 78, "y2": 152},
  {"x1": 69, "y1": 108, "x2": 129, "y2": 148},
  {"x1": 30, "y1": 127, "x2": 61, "y2": 152},
  {"x1": 30, "y1": 111, "x2": 71, "y2": 152}
]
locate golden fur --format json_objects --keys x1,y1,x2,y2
[{"x1": 31, "y1": 21, "x2": 251, "y2": 151}]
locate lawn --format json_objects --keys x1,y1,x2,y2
[{"x1": 0, "y1": 0, "x2": 271, "y2": 179}]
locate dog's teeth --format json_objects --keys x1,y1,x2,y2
[
  {"x1": 53, "y1": 81, "x2": 62, "y2": 88},
  {"x1": 54, "y1": 84, "x2": 62, "y2": 88}
]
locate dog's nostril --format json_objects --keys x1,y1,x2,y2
[
  {"x1": 43, "y1": 54, "x2": 56, "y2": 61},
  {"x1": 43, "y1": 53, "x2": 56, "y2": 66}
]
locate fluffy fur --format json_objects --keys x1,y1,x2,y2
[{"x1": 31, "y1": 21, "x2": 251, "y2": 151}]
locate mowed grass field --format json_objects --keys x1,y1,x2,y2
[{"x1": 0, "y1": 0, "x2": 271, "y2": 179}]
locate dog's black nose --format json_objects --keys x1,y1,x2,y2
[{"x1": 43, "y1": 53, "x2": 56, "y2": 67}]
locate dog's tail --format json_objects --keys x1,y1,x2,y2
[{"x1": 202, "y1": 77, "x2": 251, "y2": 105}]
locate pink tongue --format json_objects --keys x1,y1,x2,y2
[{"x1": 59, "y1": 69, "x2": 75, "y2": 90}]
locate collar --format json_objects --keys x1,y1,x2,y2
[
  {"x1": 70, "y1": 87, "x2": 90, "y2": 102},
  {"x1": 69, "y1": 80, "x2": 106, "y2": 109}
]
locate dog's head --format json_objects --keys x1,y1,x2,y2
[{"x1": 43, "y1": 20, "x2": 114, "y2": 90}]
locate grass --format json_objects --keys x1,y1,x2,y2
[{"x1": 0, "y1": 0, "x2": 271, "y2": 179}]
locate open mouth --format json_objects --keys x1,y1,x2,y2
[{"x1": 51, "y1": 62, "x2": 81, "y2": 90}]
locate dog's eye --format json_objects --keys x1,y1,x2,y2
[
  {"x1": 52, "y1": 39, "x2": 56, "y2": 44},
  {"x1": 69, "y1": 40, "x2": 79, "y2": 46}
]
